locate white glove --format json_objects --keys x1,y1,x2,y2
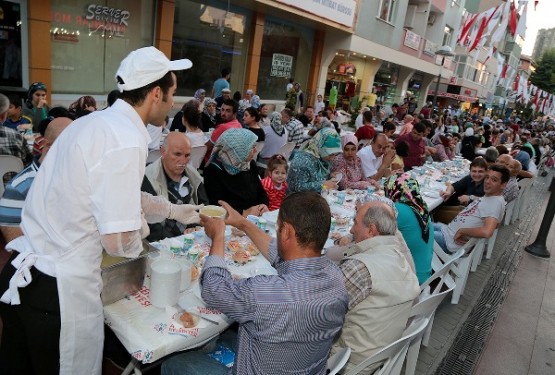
[
  {"x1": 140, "y1": 210, "x2": 150, "y2": 239},
  {"x1": 169, "y1": 203, "x2": 203, "y2": 225}
]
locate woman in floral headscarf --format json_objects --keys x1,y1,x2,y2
[
  {"x1": 193, "y1": 88, "x2": 206, "y2": 111},
  {"x1": 201, "y1": 97, "x2": 217, "y2": 132},
  {"x1": 331, "y1": 133, "x2": 377, "y2": 190},
  {"x1": 287, "y1": 127, "x2": 342, "y2": 193},
  {"x1": 204, "y1": 128, "x2": 269, "y2": 216},
  {"x1": 384, "y1": 173, "x2": 433, "y2": 284}
]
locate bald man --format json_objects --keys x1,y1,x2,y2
[
  {"x1": 142, "y1": 132, "x2": 208, "y2": 241},
  {"x1": 0, "y1": 116, "x2": 73, "y2": 242},
  {"x1": 496, "y1": 154, "x2": 519, "y2": 203}
]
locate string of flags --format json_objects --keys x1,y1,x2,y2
[{"x1": 455, "y1": 1, "x2": 553, "y2": 114}]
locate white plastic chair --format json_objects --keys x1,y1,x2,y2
[
  {"x1": 189, "y1": 145, "x2": 207, "y2": 170},
  {"x1": 504, "y1": 198, "x2": 517, "y2": 225},
  {"x1": 404, "y1": 286, "x2": 455, "y2": 375},
  {"x1": 432, "y1": 238, "x2": 479, "y2": 304},
  {"x1": 514, "y1": 177, "x2": 534, "y2": 221},
  {"x1": 0, "y1": 155, "x2": 24, "y2": 196},
  {"x1": 146, "y1": 149, "x2": 161, "y2": 165},
  {"x1": 278, "y1": 142, "x2": 296, "y2": 161},
  {"x1": 343, "y1": 317, "x2": 430, "y2": 375},
  {"x1": 327, "y1": 347, "x2": 351, "y2": 375}
]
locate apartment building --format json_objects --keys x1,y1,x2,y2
[{"x1": 532, "y1": 28, "x2": 555, "y2": 61}]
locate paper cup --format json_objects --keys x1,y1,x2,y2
[
  {"x1": 150, "y1": 259, "x2": 181, "y2": 308},
  {"x1": 200, "y1": 205, "x2": 227, "y2": 219},
  {"x1": 144, "y1": 252, "x2": 160, "y2": 288}
]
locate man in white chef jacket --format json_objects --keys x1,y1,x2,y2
[{"x1": 0, "y1": 47, "x2": 202, "y2": 375}]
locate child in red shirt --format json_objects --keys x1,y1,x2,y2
[{"x1": 260, "y1": 154, "x2": 288, "y2": 211}]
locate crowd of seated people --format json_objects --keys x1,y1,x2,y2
[{"x1": 3, "y1": 79, "x2": 555, "y2": 375}]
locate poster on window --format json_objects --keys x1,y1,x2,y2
[{"x1": 270, "y1": 53, "x2": 293, "y2": 78}]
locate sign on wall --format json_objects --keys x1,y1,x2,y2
[
  {"x1": 273, "y1": 0, "x2": 357, "y2": 28},
  {"x1": 271, "y1": 53, "x2": 293, "y2": 77},
  {"x1": 403, "y1": 30, "x2": 421, "y2": 50}
]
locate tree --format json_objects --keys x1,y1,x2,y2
[{"x1": 530, "y1": 48, "x2": 555, "y2": 94}]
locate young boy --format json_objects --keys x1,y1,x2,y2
[{"x1": 4, "y1": 94, "x2": 31, "y2": 129}]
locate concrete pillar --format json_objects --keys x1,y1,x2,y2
[
  {"x1": 28, "y1": 0, "x2": 52, "y2": 99},
  {"x1": 155, "y1": 0, "x2": 175, "y2": 57},
  {"x1": 420, "y1": 74, "x2": 435, "y2": 108},
  {"x1": 305, "y1": 30, "x2": 325, "y2": 109},
  {"x1": 394, "y1": 67, "x2": 415, "y2": 104},
  {"x1": 243, "y1": 12, "x2": 265, "y2": 93},
  {"x1": 358, "y1": 59, "x2": 383, "y2": 105}
]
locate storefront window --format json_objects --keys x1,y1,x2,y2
[
  {"x1": 256, "y1": 17, "x2": 313, "y2": 100},
  {"x1": 50, "y1": 0, "x2": 155, "y2": 94},
  {"x1": 172, "y1": 0, "x2": 249, "y2": 97},
  {"x1": 0, "y1": 0, "x2": 26, "y2": 88},
  {"x1": 373, "y1": 62, "x2": 400, "y2": 106}
]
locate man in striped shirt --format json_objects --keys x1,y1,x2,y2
[{"x1": 162, "y1": 192, "x2": 348, "y2": 375}]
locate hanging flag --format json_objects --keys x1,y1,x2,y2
[
  {"x1": 516, "y1": 1, "x2": 528, "y2": 38},
  {"x1": 501, "y1": 63, "x2": 508, "y2": 79},
  {"x1": 509, "y1": 0, "x2": 518, "y2": 36},
  {"x1": 484, "y1": 46, "x2": 497, "y2": 64},
  {"x1": 491, "y1": 2, "x2": 511, "y2": 46},
  {"x1": 468, "y1": 7, "x2": 498, "y2": 52},
  {"x1": 535, "y1": 1, "x2": 539, "y2": 11},
  {"x1": 457, "y1": 12, "x2": 479, "y2": 45}
]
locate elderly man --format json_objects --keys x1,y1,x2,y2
[
  {"x1": 0, "y1": 93, "x2": 32, "y2": 168},
  {"x1": 330, "y1": 201, "x2": 419, "y2": 372},
  {"x1": 161, "y1": 193, "x2": 348, "y2": 375},
  {"x1": 0, "y1": 117, "x2": 72, "y2": 242},
  {"x1": 358, "y1": 133, "x2": 395, "y2": 180},
  {"x1": 142, "y1": 132, "x2": 208, "y2": 241},
  {"x1": 496, "y1": 154, "x2": 519, "y2": 203},
  {"x1": 281, "y1": 107, "x2": 304, "y2": 148},
  {"x1": 433, "y1": 164, "x2": 509, "y2": 254},
  {"x1": 0, "y1": 47, "x2": 202, "y2": 375}
]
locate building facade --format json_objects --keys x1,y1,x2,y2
[{"x1": 532, "y1": 28, "x2": 555, "y2": 61}]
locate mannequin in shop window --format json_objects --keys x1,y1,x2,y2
[{"x1": 329, "y1": 84, "x2": 338, "y2": 111}]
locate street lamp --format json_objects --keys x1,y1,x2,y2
[{"x1": 432, "y1": 45, "x2": 455, "y2": 109}]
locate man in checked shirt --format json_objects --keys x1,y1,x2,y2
[
  {"x1": 162, "y1": 192, "x2": 348, "y2": 375},
  {"x1": 330, "y1": 201, "x2": 419, "y2": 373}
]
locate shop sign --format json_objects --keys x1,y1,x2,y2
[
  {"x1": 423, "y1": 40, "x2": 437, "y2": 56},
  {"x1": 271, "y1": 53, "x2": 293, "y2": 77},
  {"x1": 86, "y1": 4, "x2": 130, "y2": 26},
  {"x1": 403, "y1": 30, "x2": 421, "y2": 50},
  {"x1": 272, "y1": 0, "x2": 357, "y2": 28},
  {"x1": 428, "y1": 90, "x2": 476, "y2": 103},
  {"x1": 449, "y1": 76, "x2": 458, "y2": 84}
]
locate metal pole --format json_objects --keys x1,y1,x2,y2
[
  {"x1": 432, "y1": 57, "x2": 445, "y2": 108},
  {"x1": 525, "y1": 177, "x2": 555, "y2": 258}
]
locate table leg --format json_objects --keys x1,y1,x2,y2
[{"x1": 121, "y1": 357, "x2": 140, "y2": 375}]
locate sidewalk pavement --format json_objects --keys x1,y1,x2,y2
[{"x1": 473, "y1": 189, "x2": 555, "y2": 375}]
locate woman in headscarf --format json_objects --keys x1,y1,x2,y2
[
  {"x1": 431, "y1": 134, "x2": 455, "y2": 162},
  {"x1": 201, "y1": 97, "x2": 217, "y2": 132},
  {"x1": 259, "y1": 111, "x2": 288, "y2": 160},
  {"x1": 203, "y1": 128, "x2": 269, "y2": 216},
  {"x1": 237, "y1": 89, "x2": 253, "y2": 125},
  {"x1": 287, "y1": 127, "x2": 342, "y2": 193},
  {"x1": 331, "y1": 133, "x2": 377, "y2": 190},
  {"x1": 384, "y1": 173, "x2": 433, "y2": 284},
  {"x1": 193, "y1": 88, "x2": 206, "y2": 112},
  {"x1": 23, "y1": 82, "x2": 50, "y2": 132}
]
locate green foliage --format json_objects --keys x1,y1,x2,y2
[{"x1": 530, "y1": 49, "x2": 555, "y2": 94}]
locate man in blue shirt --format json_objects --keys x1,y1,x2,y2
[
  {"x1": 212, "y1": 68, "x2": 230, "y2": 100},
  {"x1": 162, "y1": 192, "x2": 348, "y2": 375},
  {"x1": 0, "y1": 116, "x2": 72, "y2": 242}
]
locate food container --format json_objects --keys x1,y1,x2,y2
[{"x1": 101, "y1": 240, "x2": 157, "y2": 305}]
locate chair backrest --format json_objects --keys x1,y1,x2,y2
[
  {"x1": 0, "y1": 155, "x2": 24, "y2": 196},
  {"x1": 411, "y1": 285, "x2": 455, "y2": 319},
  {"x1": 343, "y1": 317, "x2": 430, "y2": 375},
  {"x1": 420, "y1": 245, "x2": 464, "y2": 296},
  {"x1": 277, "y1": 142, "x2": 296, "y2": 160},
  {"x1": 189, "y1": 145, "x2": 207, "y2": 170},
  {"x1": 146, "y1": 149, "x2": 161, "y2": 165},
  {"x1": 327, "y1": 347, "x2": 351, "y2": 375}
]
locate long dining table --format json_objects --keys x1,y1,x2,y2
[{"x1": 103, "y1": 157, "x2": 469, "y2": 373}]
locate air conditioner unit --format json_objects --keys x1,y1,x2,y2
[
  {"x1": 428, "y1": 13, "x2": 437, "y2": 26},
  {"x1": 404, "y1": 5, "x2": 417, "y2": 29}
]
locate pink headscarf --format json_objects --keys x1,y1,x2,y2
[{"x1": 341, "y1": 133, "x2": 358, "y2": 149}]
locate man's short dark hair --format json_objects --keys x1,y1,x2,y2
[
  {"x1": 278, "y1": 192, "x2": 331, "y2": 252},
  {"x1": 363, "y1": 111, "x2": 373, "y2": 123},
  {"x1": 222, "y1": 98, "x2": 238, "y2": 114},
  {"x1": 392, "y1": 103, "x2": 399, "y2": 108},
  {"x1": 413, "y1": 122, "x2": 426, "y2": 133},
  {"x1": 496, "y1": 144, "x2": 509, "y2": 155},
  {"x1": 221, "y1": 68, "x2": 230, "y2": 77},
  {"x1": 182, "y1": 100, "x2": 201, "y2": 129},
  {"x1": 395, "y1": 140, "x2": 410, "y2": 157},
  {"x1": 119, "y1": 71, "x2": 174, "y2": 106},
  {"x1": 421, "y1": 119, "x2": 432, "y2": 129},
  {"x1": 489, "y1": 164, "x2": 510, "y2": 183},
  {"x1": 383, "y1": 122, "x2": 396, "y2": 133},
  {"x1": 470, "y1": 157, "x2": 488, "y2": 170},
  {"x1": 7, "y1": 94, "x2": 22, "y2": 108},
  {"x1": 281, "y1": 107, "x2": 293, "y2": 119}
]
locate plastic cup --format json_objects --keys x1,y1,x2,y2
[
  {"x1": 183, "y1": 234, "x2": 195, "y2": 251},
  {"x1": 188, "y1": 247, "x2": 199, "y2": 263},
  {"x1": 175, "y1": 256, "x2": 193, "y2": 292},
  {"x1": 200, "y1": 205, "x2": 227, "y2": 219},
  {"x1": 149, "y1": 259, "x2": 181, "y2": 308}
]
